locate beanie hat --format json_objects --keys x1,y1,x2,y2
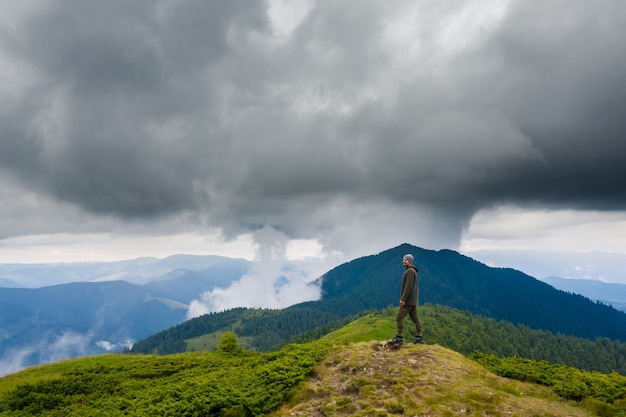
[{"x1": 403, "y1": 254, "x2": 414, "y2": 265}]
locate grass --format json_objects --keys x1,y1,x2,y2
[
  {"x1": 0, "y1": 308, "x2": 612, "y2": 416},
  {"x1": 0, "y1": 344, "x2": 328, "y2": 416},
  {"x1": 320, "y1": 313, "x2": 398, "y2": 344}
]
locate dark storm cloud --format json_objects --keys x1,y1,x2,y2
[
  {"x1": 454, "y1": 1, "x2": 626, "y2": 209},
  {"x1": 1, "y1": 0, "x2": 626, "y2": 245},
  {"x1": 0, "y1": 0, "x2": 269, "y2": 217}
]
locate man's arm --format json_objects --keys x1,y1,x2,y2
[{"x1": 399, "y1": 270, "x2": 416, "y2": 305}]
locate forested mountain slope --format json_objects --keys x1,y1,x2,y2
[
  {"x1": 132, "y1": 303, "x2": 626, "y2": 376},
  {"x1": 318, "y1": 244, "x2": 626, "y2": 341}
]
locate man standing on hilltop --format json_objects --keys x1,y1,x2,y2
[{"x1": 389, "y1": 254, "x2": 423, "y2": 345}]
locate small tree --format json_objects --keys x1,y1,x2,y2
[{"x1": 217, "y1": 331, "x2": 243, "y2": 355}]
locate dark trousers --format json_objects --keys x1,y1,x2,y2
[{"x1": 396, "y1": 304, "x2": 422, "y2": 338}]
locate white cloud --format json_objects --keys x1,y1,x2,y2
[
  {"x1": 0, "y1": 347, "x2": 34, "y2": 377},
  {"x1": 267, "y1": 0, "x2": 312, "y2": 39},
  {"x1": 285, "y1": 239, "x2": 324, "y2": 260},
  {"x1": 0, "y1": 330, "x2": 98, "y2": 377},
  {"x1": 460, "y1": 206, "x2": 626, "y2": 254},
  {"x1": 96, "y1": 339, "x2": 134, "y2": 352},
  {"x1": 187, "y1": 261, "x2": 322, "y2": 318},
  {"x1": 0, "y1": 231, "x2": 256, "y2": 264},
  {"x1": 187, "y1": 299, "x2": 211, "y2": 319},
  {"x1": 187, "y1": 227, "x2": 323, "y2": 318},
  {"x1": 46, "y1": 331, "x2": 92, "y2": 363},
  {"x1": 460, "y1": 205, "x2": 626, "y2": 283}
]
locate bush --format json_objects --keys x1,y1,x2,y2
[{"x1": 218, "y1": 331, "x2": 244, "y2": 355}]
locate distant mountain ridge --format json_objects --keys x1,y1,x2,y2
[
  {"x1": 465, "y1": 249, "x2": 626, "y2": 285},
  {"x1": 0, "y1": 254, "x2": 249, "y2": 288},
  {"x1": 541, "y1": 276, "x2": 626, "y2": 312},
  {"x1": 0, "y1": 277, "x2": 21, "y2": 288}
]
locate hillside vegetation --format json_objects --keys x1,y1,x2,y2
[
  {"x1": 0, "y1": 335, "x2": 329, "y2": 417},
  {"x1": 3, "y1": 308, "x2": 626, "y2": 416},
  {"x1": 133, "y1": 304, "x2": 626, "y2": 376}
]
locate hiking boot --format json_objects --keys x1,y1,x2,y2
[
  {"x1": 413, "y1": 336, "x2": 424, "y2": 344},
  {"x1": 389, "y1": 336, "x2": 404, "y2": 345}
]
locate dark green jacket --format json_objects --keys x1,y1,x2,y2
[{"x1": 400, "y1": 265, "x2": 419, "y2": 306}]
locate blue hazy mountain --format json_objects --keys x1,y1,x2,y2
[
  {"x1": 0, "y1": 256, "x2": 251, "y2": 375},
  {"x1": 0, "y1": 281, "x2": 186, "y2": 373},
  {"x1": 541, "y1": 276, "x2": 626, "y2": 312},
  {"x1": 0, "y1": 277, "x2": 21, "y2": 288}
]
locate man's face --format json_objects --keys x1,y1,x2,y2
[{"x1": 402, "y1": 257, "x2": 410, "y2": 267}]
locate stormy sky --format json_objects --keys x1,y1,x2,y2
[{"x1": 1, "y1": 0, "x2": 626, "y2": 280}]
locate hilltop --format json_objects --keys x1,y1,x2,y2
[{"x1": 272, "y1": 342, "x2": 591, "y2": 417}]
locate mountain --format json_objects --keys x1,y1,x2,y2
[
  {"x1": 541, "y1": 276, "x2": 626, "y2": 312},
  {"x1": 0, "y1": 256, "x2": 249, "y2": 375},
  {"x1": 131, "y1": 244, "x2": 626, "y2": 361},
  {"x1": 0, "y1": 256, "x2": 250, "y2": 375},
  {"x1": 142, "y1": 260, "x2": 249, "y2": 303},
  {"x1": 316, "y1": 244, "x2": 626, "y2": 341},
  {"x1": 0, "y1": 277, "x2": 21, "y2": 288},
  {"x1": 464, "y1": 249, "x2": 626, "y2": 284},
  {"x1": 0, "y1": 281, "x2": 189, "y2": 375},
  {"x1": 0, "y1": 254, "x2": 249, "y2": 288}
]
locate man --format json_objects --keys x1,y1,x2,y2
[{"x1": 389, "y1": 254, "x2": 423, "y2": 345}]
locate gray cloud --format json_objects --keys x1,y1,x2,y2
[
  {"x1": 490, "y1": 3, "x2": 625, "y2": 206},
  {"x1": 1, "y1": 0, "x2": 626, "y2": 256}
]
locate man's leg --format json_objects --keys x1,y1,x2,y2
[
  {"x1": 408, "y1": 306, "x2": 423, "y2": 344},
  {"x1": 408, "y1": 306, "x2": 422, "y2": 336},
  {"x1": 395, "y1": 305, "x2": 410, "y2": 337},
  {"x1": 390, "y1": 306, "x2": 409, "y2": 345}
]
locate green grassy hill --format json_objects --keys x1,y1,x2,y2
[{"x1": 2, "y1": 308, "x2": 626, "y2": 416}]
